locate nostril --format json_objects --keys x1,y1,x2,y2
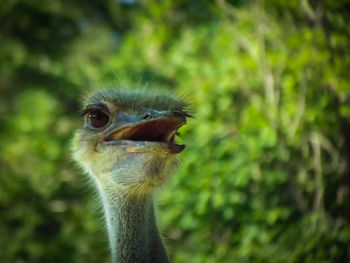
[{"x1": 142, "y1": 113, "x2": 153, "y2": 120}]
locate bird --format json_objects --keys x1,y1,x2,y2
[{"x1": 72, "y1": 85, "x2": 191, "y2": 263}]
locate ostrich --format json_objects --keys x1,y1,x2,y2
[{"x1": 72, "y1": 87, "x2": 190, "y2": 263}]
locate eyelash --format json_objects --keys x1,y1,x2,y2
[
  {"x1": 80, "y1": 109, "x2": 90, "y2": 116},
  {"x1": 80, "y1": 105, "x2": 110, "y2": 116}
]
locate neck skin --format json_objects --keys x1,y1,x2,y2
[{"x1": 95, "y1": 180, "x2": 169, "y2": 263}]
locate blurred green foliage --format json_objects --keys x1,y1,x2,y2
[{"x1": 0, "y1": 0, "x2": 349, "y2": 262}]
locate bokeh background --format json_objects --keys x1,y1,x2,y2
[{"x1": 1, "y1": 0, "x2": 349, "y2": 262}]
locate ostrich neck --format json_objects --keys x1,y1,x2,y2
[{"x1": 95, "y1": 180, "x2": 169, "y2": 263}]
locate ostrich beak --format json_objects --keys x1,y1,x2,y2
[{"x1": 103, "y1": 113, "x2": 187, "y2": 154}]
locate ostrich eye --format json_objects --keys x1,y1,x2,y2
[{"x1": 87, "y1": 110, "x2": 109, "y2": 129}]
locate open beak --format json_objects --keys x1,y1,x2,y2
[{"x1": 103, "y1": 118, "x2": 186, "y2": 154}]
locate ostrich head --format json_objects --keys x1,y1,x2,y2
[{"x1": 72, "y1": 88, "x2": 190, "y2": 196}]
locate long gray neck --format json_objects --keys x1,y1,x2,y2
[{"x1": 95, "y1": 182, "x2": 169, "y2": 263}]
